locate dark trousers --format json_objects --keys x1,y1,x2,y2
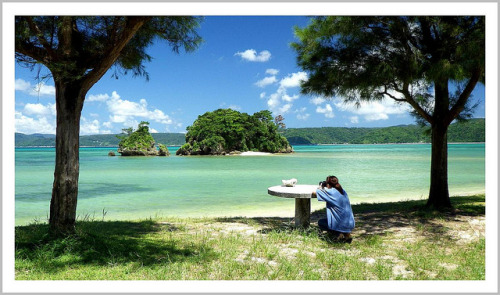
[
  {"x1": 318, "y1": 218, "x2": 349, "y2": 235},
  {"x1": 318, "y1": 218, "x2": 330, "y2": 231}
]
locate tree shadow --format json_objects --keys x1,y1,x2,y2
[
  {"x1": 15, "y1": 219, "x2": 216, "y2": 274},
  {"x1": 214, "y1": 195, "x2": 485, "y2": 244}
]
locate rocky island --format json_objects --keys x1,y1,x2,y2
[
  {"x1": 176, "y1": 109, "x2": 293, "y2": 156},
  {"x1": 117, "y1": 121, "x2": 170, "y2": 156}
]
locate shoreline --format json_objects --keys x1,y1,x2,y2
[
  {"x1": 15, "y1": 192, "x2": 485, "y2": 226},
  {"x1": 15, "y1": 142, "x2": 485, "y2": 149}
]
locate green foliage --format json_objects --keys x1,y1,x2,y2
[
  {"x1": 282, "y1": 119, "x2": 485, "y2": 145},
  {"x1": 117, "y1": 121, "x2": 169, "y2": 156},
  {"x1": 15, "y1": 16, "x2": 203, "y2": 81},
  {"x1": 176, "y1": 109, "x2": 293, "y2": 155},
  {"x1": 14, "y1": 118, "x2": 485, "y2": 147},
  {"x1": 292, "y1": 16, "x2": 485, "y2": 124}
]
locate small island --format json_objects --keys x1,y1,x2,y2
[
  {"x1": 176, "y1": 109, "x2": 293, "y2": 156},
  {"x1": 117, "y1": 121, "x2": 170, "y2": 156}
]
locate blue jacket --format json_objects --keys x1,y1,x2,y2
[{"x1": 316, "y1": 188, "x2": 355, "y2": 233}]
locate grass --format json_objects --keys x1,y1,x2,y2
[{"x1": 15, "y1": 194, "x2": 485, "y2": 280}]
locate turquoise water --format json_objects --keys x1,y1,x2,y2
[{"x1": 15, "y1": 144, "x2": 485, "y2": 225}]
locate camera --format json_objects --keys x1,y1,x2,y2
[{"x1": 319, "y1": 181, "x2": 327, "y2": 188}]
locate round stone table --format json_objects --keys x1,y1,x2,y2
[{"x1": 268, "y1": 184, "x2": 318, "y2": 228}]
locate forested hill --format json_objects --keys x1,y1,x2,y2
[
  {"x1": 282, "y1": 118, "x2": 485, "y2": 145},
  {"x1": 15, "y1": 118, "x2": 484, "y2": 147},
  {"x1": 15, "y1": 133, "x2": 186, "y2": 147}
]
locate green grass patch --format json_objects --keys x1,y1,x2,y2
[{"x1": 15, "y1": 195, "x2": 485, "y2": 280}]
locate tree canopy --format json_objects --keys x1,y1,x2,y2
[
  {"x1": 15, "y1": 16, "x2": 202, "y2": 233},
  {"x1": 292, "y1": 16, "x2": 485, "y2": 208},
  {"x1": 176, "y1": 109, "x2": 293, "y2": 155},
  {"x1": 117, "y1": 121, "x2": 169, "y2": 156}
]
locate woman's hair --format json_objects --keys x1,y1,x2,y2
[{"x1": 326, "y1": 175, "x2": 344, "y2": 194}]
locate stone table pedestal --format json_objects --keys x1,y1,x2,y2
[{"x1": 267, "y1": 185, "x2": 318, "y2": 228}]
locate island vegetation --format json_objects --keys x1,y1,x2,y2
[
  {"x1": 176, "y1": 109, "x2": 293, "y2": 155},
  {"x1": 14, "y1": 118, "x2": 485, "y2": 147},
  {"x1": 117, "y1": 121, "x2": 169, "y2": 156}
]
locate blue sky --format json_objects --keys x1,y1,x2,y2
[{"x1": 14, "y1": 16, "x2": 485, "y2": 135}]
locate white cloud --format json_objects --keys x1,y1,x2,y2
[
  {"x1": 87, "y1": 91, "x2": 174, "y2": 126},
  {"x1": 15, "y1": 79, "x2": 55, "y2": 97},
  {"x1": 334, "y1": 98, "x2": 410, "y2": 122},
  {"x1": 310, "y1": 97, "x2": 326, "y2": 105},
  {"x1": 150, "y1": 128, "x2": 159, "y2": 133},
  {"x1": 295, "y1": 107, "x2": 310, "y2": 121},
  {"x1": 255, "y1": 76, "x2": 277, "y2": 88},
  {"x1": 267, "y1": 93, "x2": 281, "y2": 109},
  {"x1": 350, "y1": 116, "x2": 359, "y2": 124},
  {"x1": 15, "y1": 79, "x2": 31, "y2": 91},
  {"x1": 282, "y1": 94, "x2": 299, "y2": 102},
  {"x1": 316, "y1": 104, "x2": 335, "y2": 118},
  {"x1": 265, "y1": 68, "x2": 279, "y2": 75},
  {"x1": 23, "y1": 103, "x2": 56, "y2": 117},
  {"x1": 87, "y1": 93, "x2": 111, "y2": 102},
  {"x1": 15, "y1": 111, "x2": 56, "y2": 134},
  {"x1": 278, "y1": 103, "x2": 293, "y2": 114},
  {"x1": 80, "y1": 118, "x2": 101, "y2": 135},
  {"x1": 279, "y1": 72, "x2": 308, "y2": 89},
  {"x1": 235, "y1": 49, "x2": 271, "y2": 62},
  {"x1": 260, "y1": 71, "x2": 308, "y2": 116}
]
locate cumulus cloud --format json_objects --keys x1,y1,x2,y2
[
  {"x1": 316, "y1": 104, "x2": 335, "y2": 118},
  {"x1": 350, "y1": 116, "x2": 359, "y2": 124},
  {"x1": 279, "y1": 72, "x2": 308, "y2": 89},
  {"x1": 15, "y1": 111, "x2": 56, "y2": 134},
  {"x1": 282, "y1": 94, "x2": 299, "y2": 102},
  {"x1": 295, "y1": 107, "x2": 310, "y2": 121},
  {"x1": 80, "y1": 118, "x2": 102, "y2": 135},
  {"x1": 23, "y1": 103, "x2": 56, "y2": 117},
  {"x1": 235, "y1": 49, "x2": 271, "y2": 62},
  {"x1": 255, "y1": 76, "x2": 277, "y2": 88},
  {"x1": 265, "y1": 68, "x2": 279, "y2": 75},
  {"x1": 334, "y1": 98, "x2": 410, "y2": 122},
  {"x1": 87, "y1": 91, "x2": 174, "y2": 127},
  {"x1": 15, "y1": 79, "x2": 55, "y2": 97},
  {"x1": 310, "y1": 97, "x2": 326, "y2": 105},
  {"x1": 259, "y1": 71, "x2": 309, "y2": 116},
  {"x1": 15, "y1": 103, "x2": 57, "y2": 134}
]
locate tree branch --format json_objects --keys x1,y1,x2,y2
[
  {"x1": 401, "y1": 82, "x2": 434, "y2": 124},
  {"x1": 25, "y1": 16, "x2": 57, "y2": 61},
  {"x1": 446, "y1": 68, "x2": 483, "y2": 125},
  {"x1": 81, "y1": 16, "x2": 152, "y2": 95}
]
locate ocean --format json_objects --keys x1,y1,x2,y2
[{"x1": 14, "y1": 144, "x2": 485, "y2": 225}]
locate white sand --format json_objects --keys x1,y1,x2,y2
[{"x1": 239, "y1": 151, "x2": 272, "y2": 156}]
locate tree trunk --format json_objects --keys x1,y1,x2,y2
[
  {"x1": 49, "y1": 81, "x2": 85, "y2": 234},
  {"x1": 426, "y1": 122, "x2": 452, "y2": 209}
]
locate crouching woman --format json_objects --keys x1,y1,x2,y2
[{"x1": 315, "y1": 176, "x2": 355, "y2": 241}]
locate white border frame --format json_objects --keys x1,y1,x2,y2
[{"x1": 2, "y1": 2, "x2": 498, "y2": 294}]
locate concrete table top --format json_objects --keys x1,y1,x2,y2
[
  {"x1": 267, "y1": 184, "x2": 318, "y2": 199},
  {"x1": 268, "y1": 184, "x2": 318, "y2": 228}
]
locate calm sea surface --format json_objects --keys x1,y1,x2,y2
[{"x1": 15, "y1": 144, "x2": 485, "y2": 225}]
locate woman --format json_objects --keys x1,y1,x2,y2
[{"x1": 315, "y1": 176, "x2": 355, "y2": 241}]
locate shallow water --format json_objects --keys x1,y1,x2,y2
[{"x1": 15, "y1": 144, "x2": 485, "y2": 225}]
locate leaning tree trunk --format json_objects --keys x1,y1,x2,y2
[
  {"x1": 426, "y1": 121, "x2": 452, "y2": 209},
  {"x1": 49, "y1": 81, "x2": 86, "y2": 234}
]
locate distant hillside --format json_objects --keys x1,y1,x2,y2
[
  {"x1": 15, "y1": 118, "x2": 484, "y2": 147},
  {"x1": 15, "y1": 133, "x2": 186, "y2": 147},
  {"x1": 282, "y1": 118, "x2": 485, "y2": 145}
]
